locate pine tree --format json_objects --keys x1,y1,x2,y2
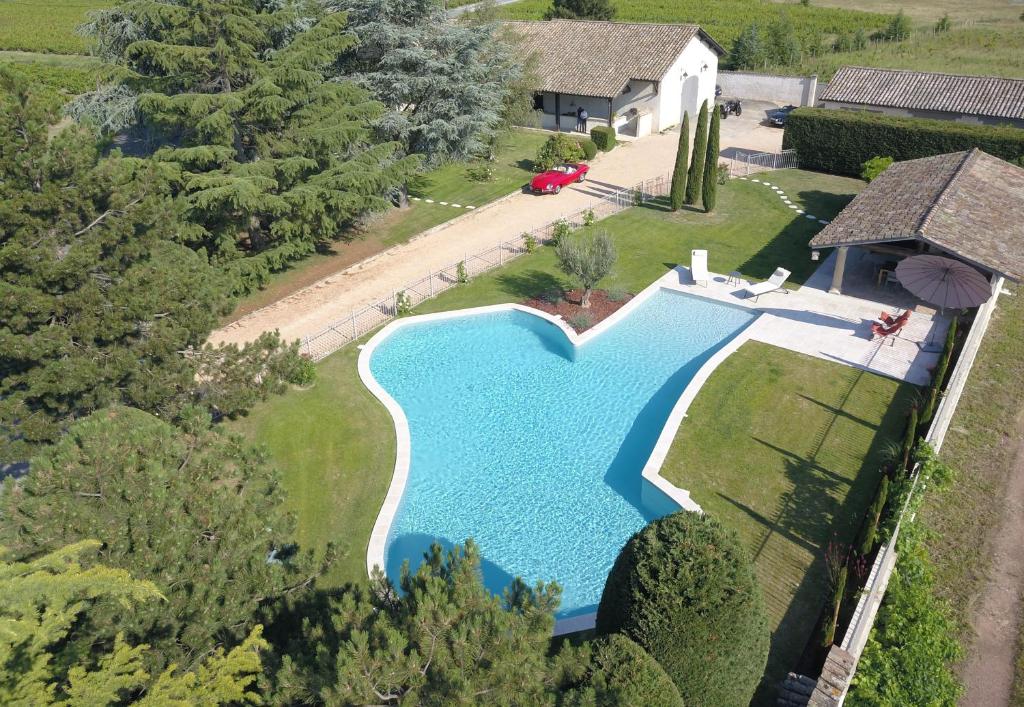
[
  {"x1": 669, "y1": 112, "x2": 689, "y2": 211},
  {"x1": 729, "y1": 24, "x2": 767, "y2": 70},
  {"x1": 329, "y1": 0, "x2": 524, "y2": 164},
  {"x1": 544, "y1": 0, "x2": 616, "y2": 20},
  {"x1": 0, "y1": 541, "x2": 266, "y2": 704},
  {"x1": 685, "y1": 100, "x2": 709, "y2": 206},
  {"x1": 78, "y1": 2, "x2": 419, "y2": 292},
  {"x1": 0, "y1": 406, "x2": 321, "y2": 673},
  {"x1": 0, "y1": 66, "x2": 311, "y2": 458},
  {"x1": 702, "y1": 107, "x2": 721, "y2": 212}
]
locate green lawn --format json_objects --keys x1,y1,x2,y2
[
  {"x1": 227, "y1": 129, "x2": 550, "y2": 319},
  {"x1": 0, "y1": 0, "x2": 107, "y2": 54},
  {"x1": 660, "y1": 342, "x2": 916, "y2": 697}
]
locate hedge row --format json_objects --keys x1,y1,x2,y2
[{"x1": 782, "y1": 108, "x2": 1024, "y2": 176}]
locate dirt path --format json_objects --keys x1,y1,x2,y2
[
  {"x1": 961, "y1": 415, "x2": 1024, "y2": 707},
  {"x1": 210, "y1": 118, "x2": 783, "y2": 348}
]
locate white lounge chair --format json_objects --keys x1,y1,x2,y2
[
  {"x1": 743, "y1": 267, "x2": 791, "y2": 302},
  {"x1": 690, "y1": 249, "x2": 709, "y2": 287}
]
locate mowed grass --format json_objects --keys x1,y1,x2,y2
[
  {"x1": 0, "y1": 0, "x2": 106, "y2": 54},
  {"x1": 660, "y1": 342, "x2": 915, "y2": 695},
  {"x1": 230, "y1": 168, "x2": 865, "y2": 591},
  {"x1": 228, "y1": 129, "x2": 550, "y2": 319}
]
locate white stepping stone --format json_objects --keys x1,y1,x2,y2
[
  {"x1": 818, "y1": 219, "x2": 829, "y2": 224},
  {"x1": 772, "y1": 187, "x2": 782, "y2": 191},
  {"x1": 796, "y1": 209, "x2": 804, "y2": 214},
  {"x1": 789, "y1": 204, "x2": 799, "y2": 210},
  {"x1": 451, "y1": 203, "x2": 461, "y2": 208},
  {"x1": 739, "y1": 177, "x2": 748, "y2": 180},
  {"x1": 424, "y1": 199, "x2": 434, "y2": 203},
  {"x1": 466, "y1": 205, "x2": 475, "y2": 209},
  {"x1": 411, "y1": 196, "x2": 421, "y2": 201},
  {"x1": 762, "y1": 182, "x2": 772, "y2": 186},
  {"x1": 805, "y1": 214, "x2": 817, "y2": 220},
  {"x1": 439, "y1": 201, "x2": 448, "y2": 206},
  {"x1": 751, "y1": 179, "x2": 761, "y2": 183}
]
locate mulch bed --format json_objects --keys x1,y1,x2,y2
[{"x1": 523, "y1": 288, "x2": 634, "y2": 333}]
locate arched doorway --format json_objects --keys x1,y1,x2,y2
[{"x1": 681, "y1": 74, "x2": 700, "y2": 122}]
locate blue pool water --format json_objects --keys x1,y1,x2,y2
[{"x1": 369, "y1": 289, "x2": 756, "y2": 617}]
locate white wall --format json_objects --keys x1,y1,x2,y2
[
  {"x1": 656, "y1": 37, "x2": 720, "y2": 131},
  {"x1": 717, "y1": 71, "x2": 818, "y2": 106}
]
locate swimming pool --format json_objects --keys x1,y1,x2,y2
[{"x1": 365, "y1": 288, "x2": 756, "y2": 618}]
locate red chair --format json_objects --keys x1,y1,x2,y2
[{"x1": 871, "y1": 310, "x2": 910, "y2": 345}]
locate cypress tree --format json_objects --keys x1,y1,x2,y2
[
  {"x1": 685, "y1": 100, "x2": 709, "y2": 206},
  {"x1": 702, "y1": 106, "x2": 722, "y2": 212},
  {"x1": 669, "y1": 112, "x2": 689, "y2": 211}
]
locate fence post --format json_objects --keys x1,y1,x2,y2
[{"x1": 429, "y1": 273, "x2": 434, "y2": 297}]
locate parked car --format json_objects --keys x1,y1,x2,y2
[
  {"x1": 767, "y1": 105, "x2": 797, "y2": 127},
  {"x1": 530, "y1": 163, "x2": 589, "y2": 195}
]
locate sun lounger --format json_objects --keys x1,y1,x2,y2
[
  {"x1": 871, "y1": 309, "x2": 910, "y2": 345},
  {"x1": 742, "y1": 267, "x2": 791, "y2": 302},
  {"x1": 690, "y1": 249, "x2": 709, "y2": 287}
]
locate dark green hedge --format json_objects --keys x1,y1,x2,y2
[
  {"x1": 590, "y1": 125, "x2": 616, "y2": 151},
  {"x1": 561, "y1": 634, "x2": 684, "y2": 706},
  {"x1": 783, "y1": 108, "x2": 1024, "y2": 176},
  {"x1": 596, "y1": 511, "x2": 769, "y2": 706}
]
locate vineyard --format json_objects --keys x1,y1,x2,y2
[
  {"x1": 0, "y1": 0, "x2": 107, "y2": 54},
  {"x1": 497, "y1": 0, "x2": 892, "y2": 50}
]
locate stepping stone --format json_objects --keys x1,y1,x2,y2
[
  {"x1": 751, "y1": 179, "x2": 761, "y2": 183},
  {"x1": 439, "y1": 201, "x2": 448, "y2": 206},
  {"x1": 796, "y1": 209, "x2": 804, "y2": 214},
  {"x1": 818, "y1": 219, "x2": 829, "y2": 224},
  {"x1": 411, "y1": 196, "x2": 421, "y2": 201},
  {"x1": 739, "y1": 177, "x2": 748, "y2": 180},
  {"x1": 762, "y1": 182, "x2": 772, "y2": 186},
  {"x1": 466, "y1": 205, "x2": 475, "y2": 209},
  {"x1": 425, "y1": 199, "x2": 434, "y2": 203},
  {"x1": 772, "y1": 187, "x2": 782, "y2": 191},
  {"x1": 451, "y1": 203, "x2": 461, "y2": 208},
  {"x1": 789, "y1": 204, "x2": 799, "y2": 210},
  {"x1": 805, "y1": 214, "x2": 817, "y2": 220}
]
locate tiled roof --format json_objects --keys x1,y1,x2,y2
[
  {"x1": 809, "y1": 149, "x2": 1024, "y2": 281},
  {"x1": 819, "y1": 66, "x2": 1024, "y2": 121},
  {"x1": 503, "y1": 20, "x2": 723, "y2": 99}
]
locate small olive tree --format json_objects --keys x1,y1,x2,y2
[{"x1": 555, "y1": 230, "x2": 617, "y2": 308}]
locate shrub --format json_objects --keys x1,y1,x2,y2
[
  {"x1": 395, "y1": 290, "x2": 413, "y2": 315},
  {"x1": 536, "y1": 133, "x2": 586, "y2": 170},
  {"x1": 920, "y1": 316, "x2": 958, "y2": 423},
  {"x1": 457, "y1": 260, "x2": 469, "y2": 284},
  {"x1": 560, "y1": 634, "x2": 683, "y2": 707},
  {"x1": 555, "y1": 230, "x2": 616, "y2": 308},
  {"x1": 596, "y1": 511, "x2": 769, "y2": 705},
  {"x1": 567, "y1": 313, "x2": 594, "y2": 331},
  {"x1": 861, "y1": 155, "x2": 893, "y2": 182},
  {"x1": 822, "y1": 566, "x2": 848, "y2": 647},
  {"x1": 606, "y1": 287, "x2": 629, "y2": 302},
  {"x1": 550, "y1": 219, "x2": 573, "y2": 246},
  {"x1": 580, "y1": 138, "x2": 599, "y2": 160},
  {"x1": 885, "y1": 10, "x2": 912, "y2": 41},
  {"x1": 783, "y1": 108, "x2": 1024, "y2": 176},
  {"x1": 685, "y1": 101, "x2": 709, "y2": 206},
  {"x1": 582, "y1": 209, "x2": 596, "y2": 227},
  {"x1": 288, "y1": 357, "x2": 317, "y2": 387},
  {"x1": 669, "y1": 112, "x2": 689, "y2": 211},
  {"x1": 900, "y1": 405, "x2": 919, "y2": 474},
  {"x1": 523, "y1": 233, "x2": 538, "y2": 253},
  {"x1": 465, "y1": 162, "x2": 494, "y2": 182},
  {"x1": 590, "y1": 125, "x2": 616, "y2": 152},
  {"x1": 702, "y1": 106, "x2": 721, "y2": 212},
  {"x1": 857, "y1": 475, "x2": 890, "y2": 556},
  {"x1": 716, "y1": 161, "x2": 730, "y2": 185}
]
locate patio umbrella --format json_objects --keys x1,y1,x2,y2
[
  {"x1": 895, "y1": 254, "x2": 991, "y2": 350},
  {"x1": 895, "y1": 255, "x2": 992, "y2": 310}
]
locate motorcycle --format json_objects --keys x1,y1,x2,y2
[{"x1": 719, "y1": 99, "x2": 742, "y2": 118}]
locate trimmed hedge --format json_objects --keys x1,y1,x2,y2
[
  {"x1": 783, "y1": 108, "x2": 1024, "y2": 176},
  {"x1": 581, "y1": 138, "x2": 598, "y2": 160},
  {"x1": 596, "y1": 511, "x2": 769, "y2": 706},
  {"x1": 590, "y1": 125, "x2": 616, "y2": 151},
  {"x1": 561, "y1": 634, "x2": 684, "y2": 706}
]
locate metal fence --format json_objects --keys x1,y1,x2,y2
[
  {"x1": 300, "y1": 174, "x2": 671, "y2": 361},
  {"x1": 730, "y1": 148, "x2": 799, "y2": 176}
]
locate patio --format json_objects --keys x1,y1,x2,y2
[{"x1": 664, "y1": 264, "x2": 948, "y2": 386}]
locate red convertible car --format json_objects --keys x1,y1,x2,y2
[{"x1": 530, "y1": 163, "x2": 589, "y2": 194}]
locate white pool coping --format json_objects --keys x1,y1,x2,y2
[{"x1": 357, "y1": 273, "x2": 758, "y2": 634}]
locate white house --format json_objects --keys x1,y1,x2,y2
[{"x1": 506, "y1": 20, "x2": 724, "y2": 138}]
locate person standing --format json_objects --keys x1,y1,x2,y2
[{"x1": 578, "y1": 107, "x2": 589, "y2": 133}]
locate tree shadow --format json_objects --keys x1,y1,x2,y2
[
  {"x1": 495, "y1": 269, "x2": 568, "y2": 300},
  {"x1": 736, "y1": 214, "x2": 821, "y2": 284},
  {"x1": 793, "y1": 188, "x2": 858, "y2": 221}
]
